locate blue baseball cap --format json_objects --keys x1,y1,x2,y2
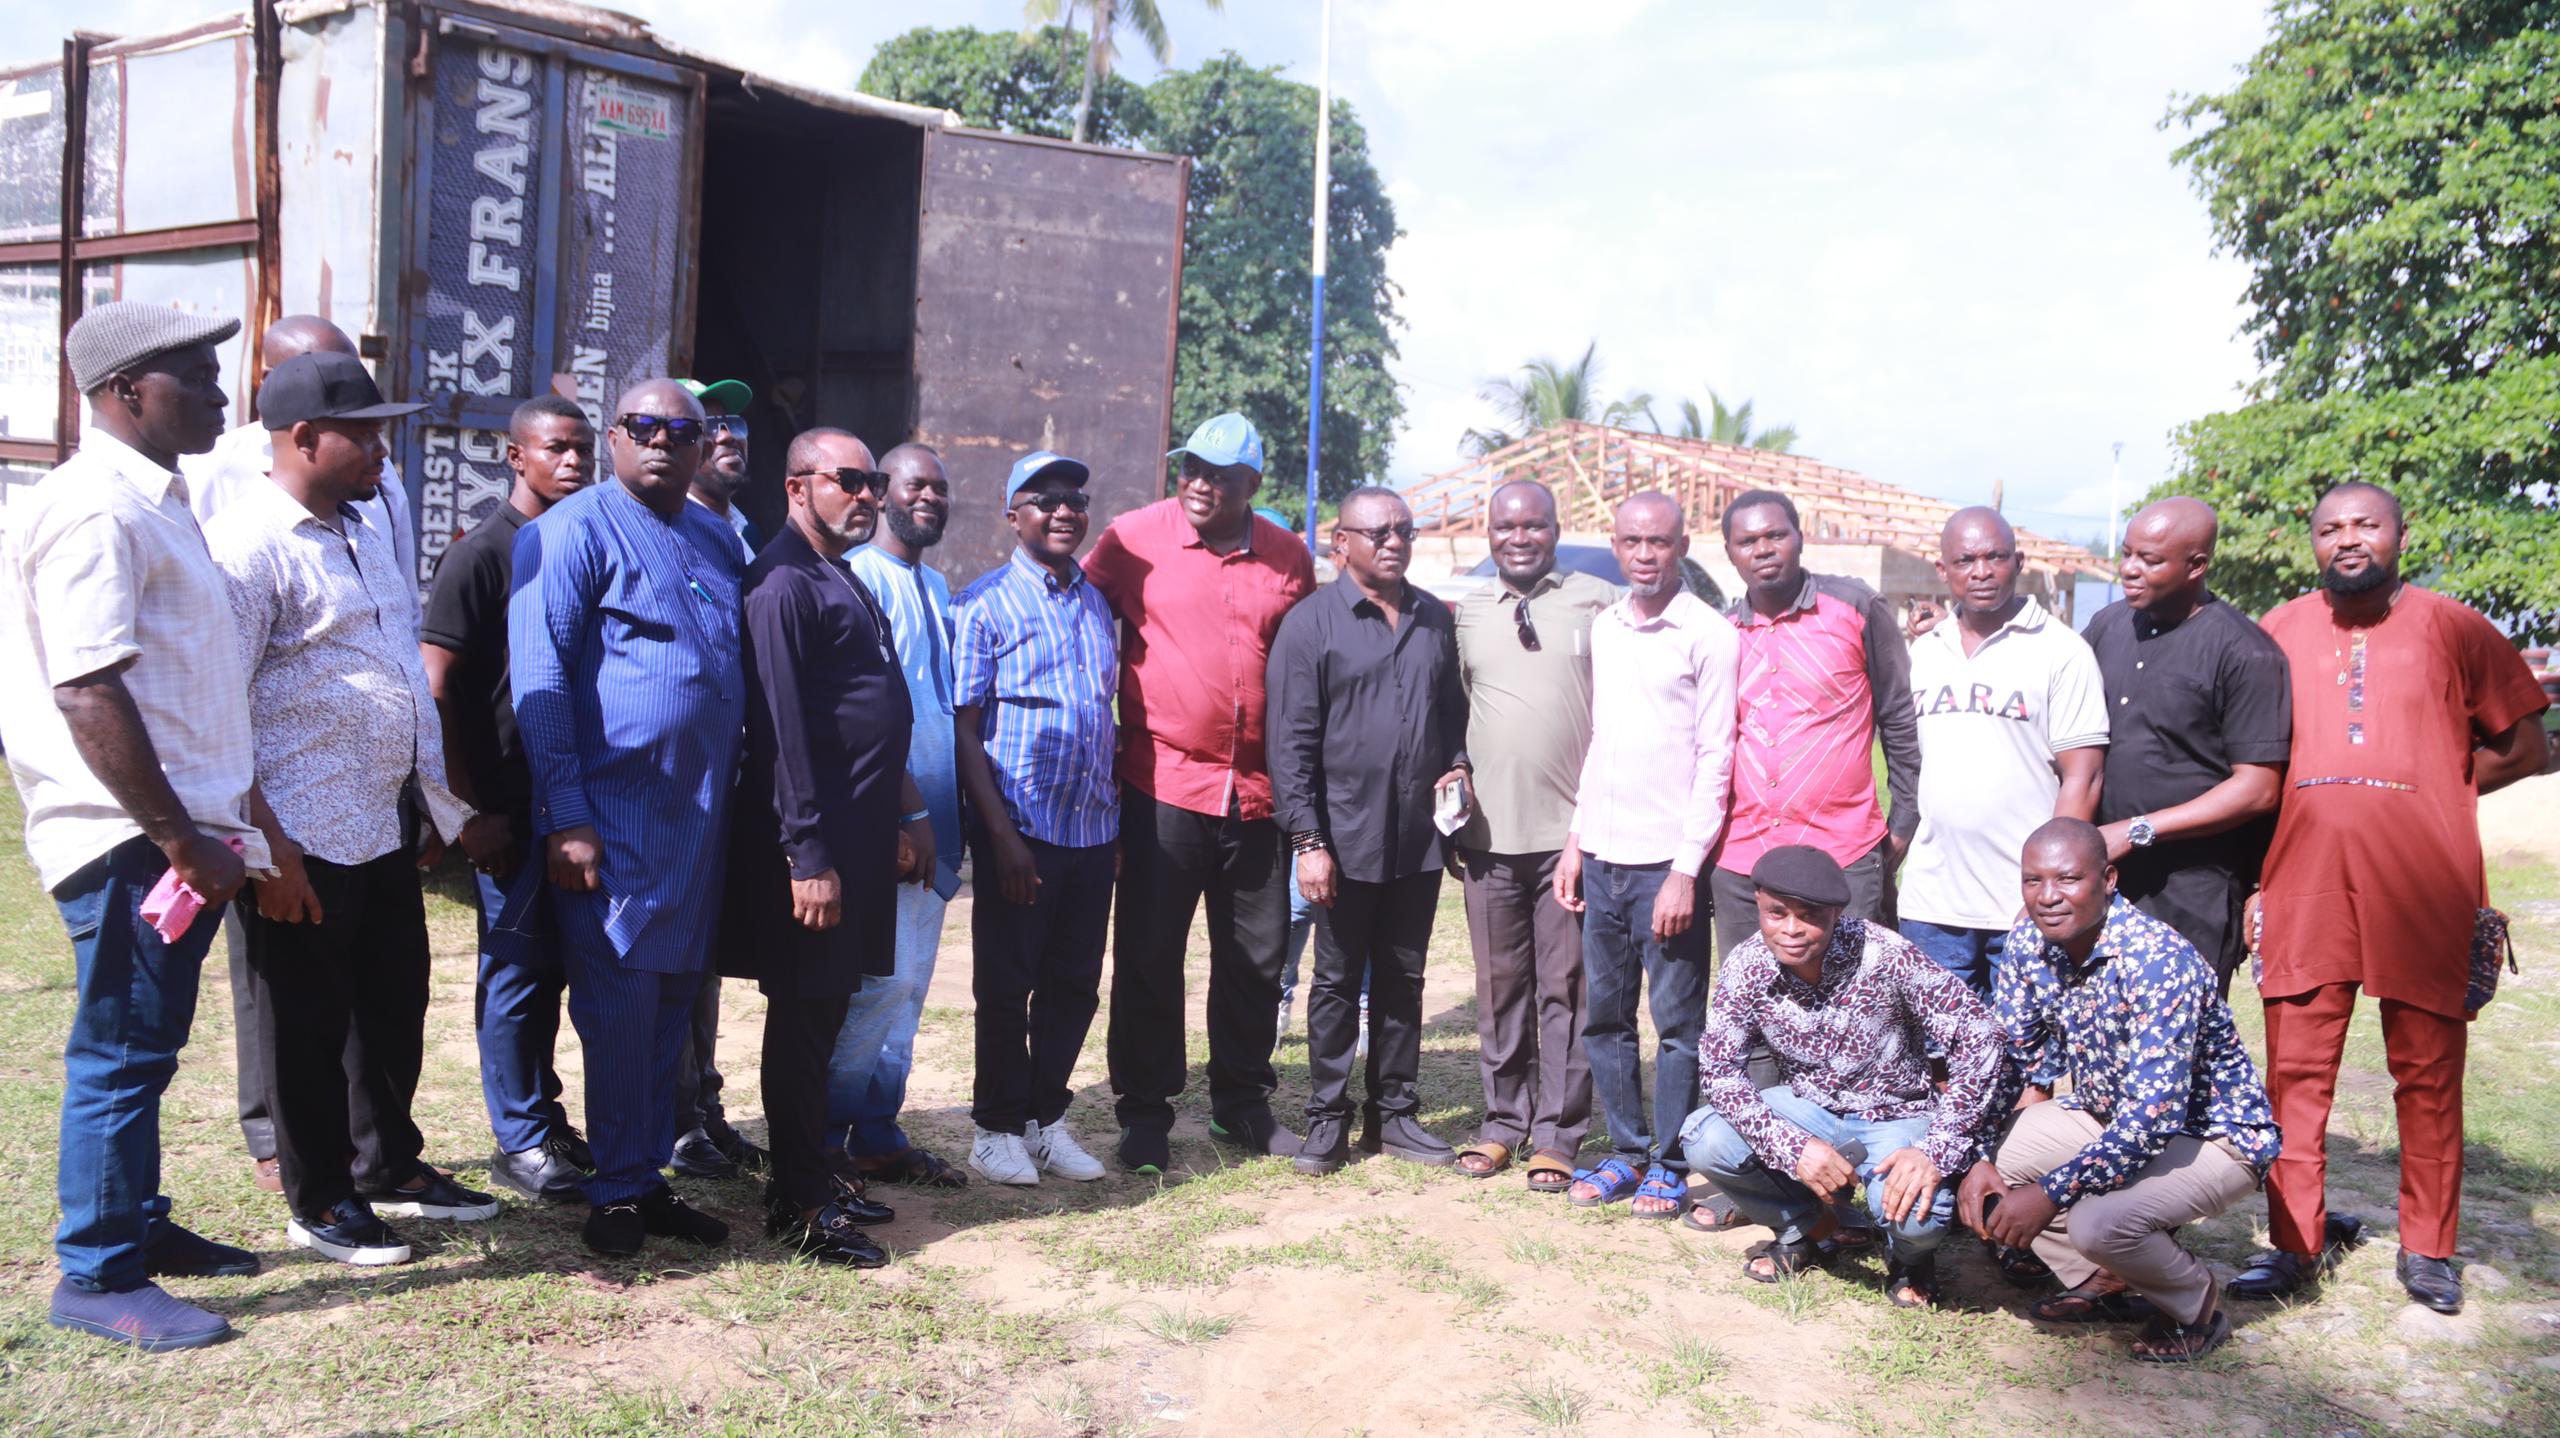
[
  {"x1": 1008, "y1": 450, "x2": 1090, "y2": 492},
  {"x1": 1168, "y1": 412, "x2": 1264, "y2": 473}
]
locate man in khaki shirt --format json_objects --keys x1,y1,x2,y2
[{"x1": 1449, "y1": 480, "x2": 1614, "y2": 1190}]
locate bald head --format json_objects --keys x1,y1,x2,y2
[
  {"x1": 1939, "y1": 505, "x2": 2022, "y2": 618},
  {"x1": 2023, "y1": 817, "x2": 2107, "y2": 872},
  {"x1": 1942, "y1": 506, "x2": 2014, "y2": 554},
  {"x1": 785, "y1": 426, "x2": 873, "y2": 476},
  {"x1": 603, "y1": 379, "x2": 705, "y2": 514},
  {"x1": 2118, "y1": 496, "x2": 2219, "y2": 617},
  {"x1": 1612, "y1": 490, "x2": 1688, "y2": 600},
  {"x1": 2127, "y1": 497, "x2": 2218, "y2": 557},
  {"x1": 261, "y1": 315, "x2": 357, "y2": 369},
  {"x1": 2020, "y1": 816, "x2": 2116, "y2": 949}
]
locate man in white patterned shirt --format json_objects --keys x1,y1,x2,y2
[
  {"x1": 2, "y1": 302, "x2": 267, "y2": 1351},
  {"x1": 208, "y1": 353, "x2": 494, "y2": 1268}
]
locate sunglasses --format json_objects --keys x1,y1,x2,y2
[
  {"x1": 1514, "y1": 595, "x2": 1542, "y2": 652},
  {"x1": 1340, "y1": 522, "x2": 1418, "y2": 547},
  {"x1": 705, "y1": 414, "x2": 749, "y2": 439},
  {"x1": 1015, "y1": 491, "x2": 1092, "y2": 514},
  {"x1": 795, "y1": 466, "x2": 887, "y2": 497},
  {"x1": 617, "y1": 413, "x2": 706, "y2": 447}
]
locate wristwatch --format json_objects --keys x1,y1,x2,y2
[{"x1": 2127, "y1": 816, "x2": 2157, "y2": 848}]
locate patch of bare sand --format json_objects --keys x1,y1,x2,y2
[{"x1": 2482, "y1": 771, "x2": 2560, "y2": 867}]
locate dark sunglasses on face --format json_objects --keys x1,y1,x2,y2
[
  {"x1": 1341, "y1": 522, "x2": 1418, "y2": 547},
  {"x1": 796, "y1": 466, "x2": 888, "y2": 497},
  {"x1": 1016, "y1": 491, "x2": 1092, "y2": 514},
  {"x1": 617, "y1": 413, "x2": 705, "y2": 447},
  {"x1": 705, "y1": 414, "x2": 749, "y2": 439},
  {"x1": 1514, "y1": 595, "x2": 1542, "y2": 651}
]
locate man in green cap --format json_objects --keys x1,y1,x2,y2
[{"x1": 680, "y1": 376, "x2": 759, "y2": 561}]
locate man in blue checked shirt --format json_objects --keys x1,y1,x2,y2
[
  {"x1": 1957, "y1": 817, "x2": 2280, "y2": 1365},
  {"x1": 952, "y1": 451, "x2": 1119, "y2": 1188}
]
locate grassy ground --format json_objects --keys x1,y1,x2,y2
[{"x1": 0, "y1": 779, "x2": 2554, "y2": 1435}]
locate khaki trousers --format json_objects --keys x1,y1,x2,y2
[{"x1": 1992, "y1": 1102, "x2": 2258, "y2": 1325}]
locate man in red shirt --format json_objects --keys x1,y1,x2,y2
[
  {"x1": 2231, "y1": 482, "x2": 2548, "y2": 1316},
  {"x1": 1087, "y1": 414, "x2": 1315, "y2": 1173}
]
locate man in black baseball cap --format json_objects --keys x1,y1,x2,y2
[
  {"x1": 257, "y1": 350, "x2": 427, "y2": 432},
  {"x1": 1676, "y1": 844, "x2": 2011, "y2": 1308}
]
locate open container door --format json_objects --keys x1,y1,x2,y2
[
  {"x1": 397, "y1": 5, "x2": 702, "y2": 589},
  {"x1": 909, "y1": 127, "x2": 1188, "y2": 587}
]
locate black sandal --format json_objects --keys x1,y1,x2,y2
[
  {"x1": 1742, "y1": 1234, "x2": 1839, "y2": 1283},
  {"x1": 2131, "y1": 1305, "x2": 2230, "y2": 1363},
  {"x1": 2029, "y1": 1281, "x2": 2157, "y2": 1324},
  {"x1": 1885, "y1": 1255, "x2": 1940, "y2": 1309}
]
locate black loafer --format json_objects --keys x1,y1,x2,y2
[
  {"x1": 1117, "y1": 1125, "x2": 1171, "y2": 1175},
  {"x1": 489, "y1": 1143, "x2": 586, "y2": 1204},
  {"x1": 767, "y1": 1200, "x2": 889, "y2": 1269},
  {"x1": 1293, "y1": 1117, "x2": 1349, "y2": 1176},
  {"x1": 2233, "y1": 1212, "x2": 2365, "y2": 1300},
  {"x1": 143, "y1": 1221, "x2": 260, "y2": 1279},
  {"x1": 2396, "y1": 1249, "x2": 2463, "y2": 1314},
  {"x1": 825, "y1": 1174, "x2": 895, "y2": 1226},
  {"x1": 637, "y1": 1188, "x2": 729, "y2": 1247},
  {"x1": 670, "y1": 1128, "x2": 740, "y2": 1180},
  {"x1": 584, "y1": 1200, "x2": 645, "y2": 1258},
  {"x1": 707, "y1": 1120, "x2": 769, "y2": 1177}
]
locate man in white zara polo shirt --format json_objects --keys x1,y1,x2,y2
[{"x1": 1897, "y1": 508, "x2": 2108, "y2": 994}]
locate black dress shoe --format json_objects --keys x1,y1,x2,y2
[
  {"x1": 825, "y1": 1174, "x2": 895, "y2": 1226},
  {"x1": 2232, "y1": 1212, "x2": 2365, "y2": 1300},
  {"x1": 766, "y1": 1200, "x2": 890, "y2": 1269},
  {"x1": 1373, "y1": 1114, "x2": 1455, "y2": 1167},
  {"x1": 490, "y1": 1143, "x2": 587, "y2": 1204},
  {"x1": 1294, "y1": 1117, "x2": 1350, "y2": 1176},
  {"x1": 1117, "y1": 1125, "x2": 1172, "y2": 1175},
  {"x1": 1209, "y1": 1113, "x2": 1303, "y2": 1159},
  {"x1": 2397, "y1": 1249, "x2": 2463, "y2": 1314},
  {"x1": 704, "y1": 1117, "x2": 770, "y2": 1176},
  {"x1": 556, "y1": 1125, "x2": 596, "y2": 1172},
  {"x1": 637, "y1": 1188, "x2": 730, "y2": 1247},
  {"x1": 670, "y1": 1128, "x2": 740, "y2": 1180},
  {"x1": 143, "y1": 1221, "x2": 260, "y2": 1278},
  {"x1": 584, "y1": 1201, "x2": 645, "y2": 1258}
]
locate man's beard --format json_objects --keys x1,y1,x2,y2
[
  {"x1": 2320, "y1": 558, "x2": 2396, "y2": 596},
  {"x1": 695, "y1": 459, "x2": 749, "y2": 503},
  {"x1": 885, "y1": 502, "x2": 945, "y2": 550},
  {"x1": 1629, "y1": 573, "x2": 1675, "y2": 598}
]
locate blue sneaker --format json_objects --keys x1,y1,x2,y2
[
  {"x1": 48, "y1": 1278, "x2": 233, "y2": 1352},
  {"x1": 143, "y1": 1221, "x2": 260, "y2": 1278}
]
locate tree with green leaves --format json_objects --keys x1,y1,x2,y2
[
  {"x1": 860, "y1": 25, "x2": 1153, "y2": 145},
  {"x1": 2163, "y1": 0, "x2": 2560, "y2": 639},
  {"x1": 1669, "y1": 389, "x2": 1798, "y2": 453},
  {"x1": 1022, "y1": 0, "x2": 1225, "y2": 144},
  {"x1": 1462, "y1": 342, "x2": 1654, "y2": 455}
]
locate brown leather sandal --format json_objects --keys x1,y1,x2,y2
[
  {"x1": 1455, "y1": 1141, "x2": 1511, "y2": 1179},
  {"x1": 1523, "y1": 1151, "x2": 1574, "y2": 1194}
]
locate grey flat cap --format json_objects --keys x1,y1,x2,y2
[{"x1": 66, "y1": 301, "x2": 240, "y2": 395}]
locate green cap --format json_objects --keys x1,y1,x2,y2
[{"x1": 678, "y1": 377, "x2": 752, "y2": 411}]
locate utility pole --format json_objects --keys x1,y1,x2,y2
[{"x1": 1302, "y1": 0, "x2": 1331, "y2": 553}]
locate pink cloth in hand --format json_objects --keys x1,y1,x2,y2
[{"x1": 140, "y1": 837, "x2": 244, "y2": 943}]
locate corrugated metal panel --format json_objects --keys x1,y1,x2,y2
[
  {"x1": 910, "y1": 128, "x2": 1186, "y2": 589},
  {"x1": 275, "y1": 0, "x2": 388, "y2": 344}
]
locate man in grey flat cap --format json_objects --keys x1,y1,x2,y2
[{"x1": 0, "y1": 301, "x2": 266, "y2": 1350}]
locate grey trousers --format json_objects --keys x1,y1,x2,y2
[
  {"x1": 674, "y1": 975, "x2": 727, "y2": 1135},
  {"x1": 1457, "y1": 849, "x2": 1591, "y2": 1159},
  {"x1": 1991, "y1": 1101, "x2": 2259, "y2": 1325}
]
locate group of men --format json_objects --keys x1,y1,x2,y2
[{"x1": 2, "y1": 302, "x2": 2545, "y2": 1362}]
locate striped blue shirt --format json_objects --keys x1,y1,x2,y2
[
  {"x1": 953, "y1": 547, "x2": 1118, "y2": 848},
  {"x1": 847, "y1": 542, "x2": 962, "y2": 893},
  {"x1": 507, "y1": 480, "x2": 745, "y2": 973}
]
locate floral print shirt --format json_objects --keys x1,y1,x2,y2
[
  {"x1": 1996, "y1": 896, "x2": 2282, "y2": 1207},
  {"x1": 1698, "y1": 917, "x2": 2015, "y2": 1177}
]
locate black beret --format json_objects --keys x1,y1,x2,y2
[{"x1": 1750, "y1": 845, "x2": 1850, "y2": 908}]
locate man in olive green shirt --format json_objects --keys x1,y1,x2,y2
[{"x1": 1450, "y1": 480, "x2": 1615, "y2": 1190}]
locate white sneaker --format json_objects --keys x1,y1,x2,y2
[
  {"x1": 1026, "y1": 1120, "x2": 1106, "y2": 1182},
  {"x1": 970, "y1": 1127, "x2": 1039, "y2": 1186}
]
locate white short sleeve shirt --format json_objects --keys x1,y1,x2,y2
[{"x1": 1899, "y1": 596, "x2": 2110, "y2": 930}]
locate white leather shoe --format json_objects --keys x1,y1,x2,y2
[
  {"x1": 969, "y1": 1127, "x2": 1039, "y2": 1186},
  {"x1": 1026, "y1": 1121, "x2": 1106, "y2": 1182}
]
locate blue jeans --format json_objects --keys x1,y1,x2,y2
[
  {"x1": 52, "y1": 836, "x2": 223, "y2": 1290},
  {"x1": 824, "y1": 884, "x2": 949, "y2": 1156},
  {"x1": 1681, "y1": 1087, "x2": 1957, "y2": 1261},
  {"x1": 1580, "y1": 858, "x2": 1710, "y2": 1170},
  {"x1": 475, "y1": 862, "x2": 571, "y2": 1153},
  {"x1": 1898, "y1": 919, "x2": 2008, "y2": 997}
]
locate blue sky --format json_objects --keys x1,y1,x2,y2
[{"x1": 32, "y1": 1, "x2": 2275, "y2": 548}]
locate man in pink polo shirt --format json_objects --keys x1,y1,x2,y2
[
  {"x1": 1711, "y1": 490, "x2": 1921, "y2": 957},
  {"x1": 1087, "y1": 413, "x2": 1316, "y2": 1174}
]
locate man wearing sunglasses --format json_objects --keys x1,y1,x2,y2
[
  {"x1": 952, "y1": 451, "x2": 1120, "y2": 1186},
  {"x1": 505, "y1": 379, "x2": 742, "y2": 1257},
  {"x1": 668, "y1": 376, "x2": 765, "y2": 1184},
  {"x1": 1086, "y1": 413, "x2": 1316, "y2": 1174},
  {"x1": 1447, "y1": 480, "x2": 1613, "y2": 1191},
  {"x1": 1269, "y1": 487, "x2": 1470, "y2": 1175}
]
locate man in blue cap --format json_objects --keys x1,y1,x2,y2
[
  {"x1": 952, "y1": 450, "x2": 1120, "y2": 1185},
  {"x1": 1086, "y1": 413, "x2": 1315, "y2": 1172}
]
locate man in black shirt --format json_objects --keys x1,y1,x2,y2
[
  {"x1": 2082, "y1": 497, "x2": 2290, "y2": 989},
  {"x1": 1267, "y1": 486, "x2": 1470, "y2": 1175},
  {"x1": 418, "y1": 395, "x2": 597, "y2": 1201}
]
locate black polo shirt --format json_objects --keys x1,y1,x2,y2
[
  {"x1": 1267, "y1": 575, "x2": 1469, "y2": 884},
  {"x1": 2084, "y1": 590, "x2": 2291, "y2": 977},
  {"x1": 419, "y1": 502, "x2": 532, "y2": 823}
]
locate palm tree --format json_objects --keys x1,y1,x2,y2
[
  {"x1": 1023, "y1": 0, "x2": 1225, "y2": 144},
  {"x1": 1461, "y1": 342, "x2": 1656, "y2": 456},
  {"x1": 1671, "y1": 389, "x2": 1798, "y2": 454}
]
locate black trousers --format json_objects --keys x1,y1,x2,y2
[
  {"x1": 969, "y1": 833, "x2": 1113, "y2": 1133},
  {"x1": 762, "y1": 990, "x2": 853, "y2": 1210},
  {"x1": 1305, "y1": 870, "x2": 1442, "y2": 1123},
  {"x1": 673, "y1": 976, "x2": 728, "y2": 1136},
  {"x1": 231, "y1": 910, "x2": 386, "y2": 1179},
  {"x1": 1107, "y1": 787, "x2": 1291, "y2": 1133},
  {"x1": 240, "y1": 848, "x2": 431, "y2": 1220}
]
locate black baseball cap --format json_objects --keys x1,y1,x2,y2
[{"x1": 257, "y1": 351, "x2": 427, "y2": 430}]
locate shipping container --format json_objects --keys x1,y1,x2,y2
[{"x1": 0, "y1": 0, "x2": 1190, "y2": 590}]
